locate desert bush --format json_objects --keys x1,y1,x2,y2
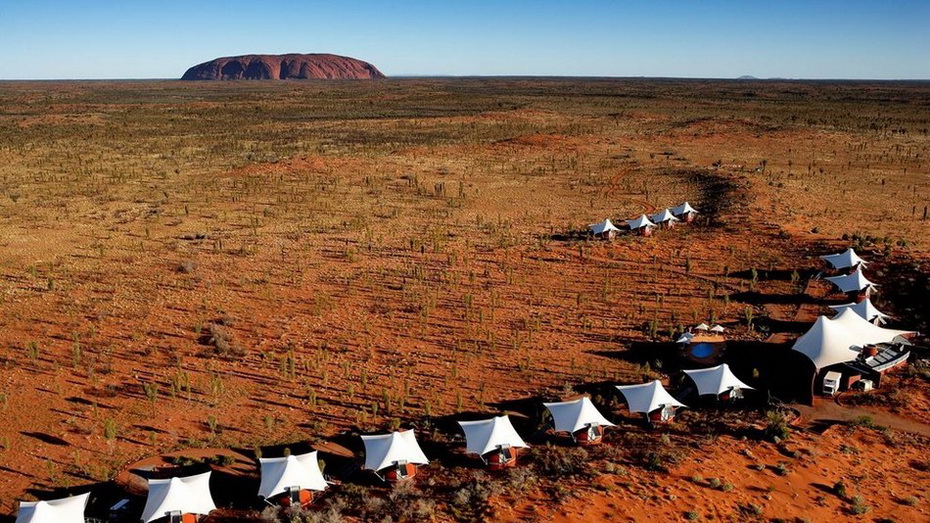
[
  {"x1": 764, "y1": 410, "x2": 791, "y2": 441},
  {"x1": 450, "y1": 476, "x2": 499, "y2": 522},
  {"x1": 532, "y1": 444, "x2": 590, "y2": 478},
  {"x1": 202, "y1": 323, "x2": 245, "y2": 358},
  {"x1": 833, "y1": 480, "x2": 848, "y2": 499}
]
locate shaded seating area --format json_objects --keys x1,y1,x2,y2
[
  {"x1": 543, "y1": 396, "x2": 615, "y2": 445},
  {"x1": 360, "y1": 430, "x2": 429, "y2": 482},
  {"x1": 457, "y1": 415, "x2": 528, "y2": 469},
  {"x1": 258, "y1": 451, "x2": 328, "y2": 509},
  {"x1": 141, "y1": 472, "x2": 216, "y2": 523},
  {"x1": 616, "y1": 380, "x2": 687, "y2": 423},
  {"x1": 683, "y1": 363, "x2": 754, "y2": 401},
  {"x1": 15, "y1": 492, "x2": 89, "y2": 523}
]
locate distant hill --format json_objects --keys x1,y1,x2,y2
[
  {"x1": 737, "y1": 75, "x2": 758, "y2": 80},
  {"x1": 181, "y1": 53, "x2": 385, "y2": 80}
]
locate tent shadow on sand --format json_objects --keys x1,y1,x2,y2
[
  {"x1": 728, "y1": 268, "x2": 818, "y2": 281},
  {"x1": 729, "y1": 290, "x2": 835, "y2": 306}
]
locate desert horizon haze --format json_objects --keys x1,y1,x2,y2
[{"x1": 0, "y1": 1, "x2": 929, "y2": 80}]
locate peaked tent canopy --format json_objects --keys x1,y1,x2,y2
[
  {"x1": 821, "y1": 248, "x2": 867, "y2": 270},
  {"x1": 695, "y1": 323, "x2": 710, "y2": 331},
  {"x1": 616, "y1": 380, "x2": 687, "y2": 414},
  {"x1": 672, "y1": 201, "x2": 698, "y2": 216},
  {"x1": 457, "y1": 416, "x2": 527, "y2": 456},
  {"x1": 791, "y1": 309, "x2": 915, "y2": 370},
  {"x1": 141, "y1": 472, "x2": 216, "y2": 523},
  {"x1": 829, "y1": 298, "x2": 892, "y2": 325},
  {"x1": 16, "y1": 493, "x2": 89, "y2": 523},
  {"x1": 589, "y1": 219, "x2": 621, "y2": 235},
  {"x1": 676, "y1": 332, "x2": 695, "y2": 344},
  {"x1": 361, "y1": 430, "x2": 429, "y2": 472},
  {"x1": 651, "y1": 208, "x2": 680, "y2": 224},
  {"x1": 683, "y1": 364, "x2": 754, "y2": 396},
  {"x1": 626, "y1": 214, "x2": 656, "y2": 230},
  {"x1": 543, "y1": 397, "x2": 615, "y2": 434},
  {"x1": 825, "y1": 267, "x2": 875, "y2": 293},
  {"x1": 710, "y1": 324, "x2": 725, "y2": 333},
  {"x1": 258, "y1": 451, "x2": 328, "y2": 499}
]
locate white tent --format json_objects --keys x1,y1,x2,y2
[
  {"x1": 258, "y1": 451, "x2": 328, "y2": 499},
  {"x1": 709, "y1": 324, "x2": 725, "y2": 333},
  {"x1": 457, "y1": 416, "x2": 527, "y2": 456},
  {"x1": 825, "y1": 267, "x2": 875, "y2": 294},
  {"x1": 672, "y1": 201, "x2": 698, "y2": 217},
  {"x1": 627, "y1": 214, "x2": 656, "y2": 230},
  {"x1": 675, "y1": 332, "x2": 695, "y2": 344},
  {"x1": 141, "y1": 472, "x2": 216, "y2": 523},
  {"x1": 683, "y1": 364, "x2": 754, "y2": 396},
  {"x1": 616, "y1": 380, "x2": 687, "y2": 415},
  {"x1": 791, "y1": 308, "x2": 915, "y2": 370},
  {"x1": 589, "y1": 219, "x2": 621, "y2": 236},
  {"x1": 821, "y1": 248, "x2": 867, "y2": 270},
  {"x1": 695, "y1": 323, "x2": 710, "y2": 331},
  {"x1": 15, "y1": 493, "x2": 89, "y2": 523},
  {"x1": 361, "y1": 430, "x2": 429, "y2": 472},
  {"x1": 651, "y1": 208, "x2": 680, "y2": 225},
  {"x1": 543, "y1": 397, "x2": 615, "y2": 434},
  {"x1": 829, "y1": 298, "x2": 892, "y2": 325}
]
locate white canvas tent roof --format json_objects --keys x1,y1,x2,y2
[
  {"x1": 672, "y1": 202, "x2": 698, "y2": 216},
  {"x1": 589, "y1": 219, "x2": 621, "y2": 235},
  {"x1": 458, "y1": 416, "x2": 527, "y2": 456},
  {"x1": 825, "y1": 267, "x2": 875, "y2": 293},
  {"x1": 543, "y1": 397, "x2": 615, "y2": 434},
  {"x1": 141, "y1": 471, "x2": 216, "y2": 523},
  {"x1": 791, "y1": 308, "x2": 915, "y2": 370},
  {"x1": 709, "y1": 324, "x2": 725, "y2": 333},
  {"x1": 695, "y1": 323, "x2": 710, "y2": 331},
  {"x1": 616, "y1": 380, "x2": 686, "y2": 414},
  {"x1": 258, "y1": 451, "x2": 328, "y2": 499},
  {"x1": 675, "y1": 332, "x2": 695, "y2": 344},
  {"x1": 829, "y1": 298, "x2": 892, "y2": 325},
  {"x1": 821, "y1": 248, "x2": 867, "y2": 270},
  {"x1": 626, "y1": 214, "x2": 656, "y2": 230},
  {"x1": 683, "y1": 364, "x2": 754, "y2": 396},
  {"x1": 361, "y1": 430, "x2": 429, "y2": 472},
  {"x1": 651, "y1": 208, "x2": 680, "y2": 224},
  {"x1": 16, "y1": 493, "x2": 89, "y2": 523}
]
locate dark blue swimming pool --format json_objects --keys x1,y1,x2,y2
[{"x1": 690, "y1": 343, "x2": 714, "y2": 358}]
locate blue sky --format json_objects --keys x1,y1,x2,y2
[{"x1": 0, "y1": 1, "x2": 928, "y2": 79}]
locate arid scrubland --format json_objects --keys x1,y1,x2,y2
[{"x1": 0, "y1": 79, "x2": 928, "y2": 520}]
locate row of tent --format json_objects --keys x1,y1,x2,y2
[
  {"x1": 15, "y1": 363, "x2": 751, "y2": 523},
  {"x1": 821, "y1": 248, "x2": 876, "y2": 295},
  {"x1": 589, "y1": 202, "x2": 699, "y2": 237},
  {"x1": 793, "y1": 248, "x2": 917, "y2": 370}
]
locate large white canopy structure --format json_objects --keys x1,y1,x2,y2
[
  {"x1": 589, "y1": 219, "x2": 621, "y2": 235},
  {"x1": 791, "y1": 308, "x2": 915, "y2": 370},
  {"x1": 683, "y1": 364, "x2": 754, "y2": 396},
  {"x1": 457, "y1": 416, "x2": 527, "y2": 456},
  {"x1": 141, "y1": 472, "x2": 216, "y2": 523},
  {"x1": 616, "y1": 380, "x2": 687, "y2": 415},
  {"x1": 829, "y1": 298, "x2": 892, "y2": 325},
  {"x1": 543, "y1": 397, "x2": 615, "y2": 434},
  {"x1": 672, "y1": 201, "x2": 698, "y2": 217},
  {"x1": 675, "y1": 332, "x2": 695, "y2": 344},
  {"x1": 258, "y1": 451, "x2": 328, "y2": 499},
  {"x1": 695, "y1": 323, "x2": 710, "y2": 331},
  {"x1": 825, "y1": 267, "x2": 876, "y2": 294},
  {"x1": 821, "y1": 248, "x2": 866, "y2": 270},
  {"x1": 627, "y1": 214, "x2": 656, "y2": 230},
  {"x1": 15, "y1": 493, "x2": 89, "y2": 523},
  {"x1": 651, "y1": 208, "x2": 680, "y2": 225},
  {"x1": 361, "y1": 430, "x2": 429, "y2": 472},
  {"x1": 709, "y1": 324, "x2": 725, "y2": 333}
]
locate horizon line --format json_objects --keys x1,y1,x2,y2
[{"x1": 2, "y1": 74, "x2": 930, "y2": 82}]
